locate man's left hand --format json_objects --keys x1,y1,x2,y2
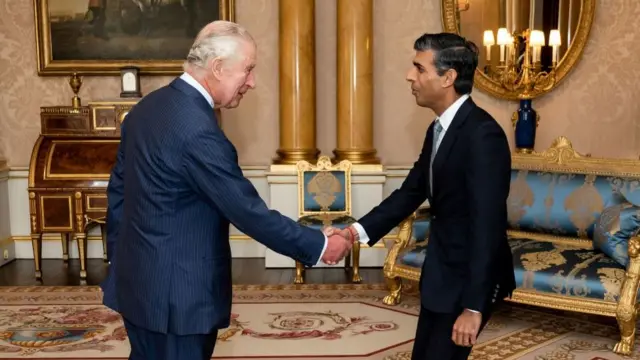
[{"x1": 452, "y1": 309, "x2": 482, "y2": 347}]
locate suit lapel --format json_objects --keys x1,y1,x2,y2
[{"x1": 431, "y1": 98, "x2": 475, "y2": 193}]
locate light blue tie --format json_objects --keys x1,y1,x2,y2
[{"x1": 430, "y1": 120, "x2": 443, "y2": 195}]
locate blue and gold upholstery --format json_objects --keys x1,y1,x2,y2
[
  {"x1": 395, "y1": 207, "x2": 431, "y2": 268},
  {"x1": 510, "y1": 238, "x2": 633, "y2": 302},
  {"x1": 381, "y1": 137, "x2": 640, "y2": 356},
  {"x1": 294, "y1": 156, "x2": 360, "y2": 283},
  {"x1": 592, "y1": 191, "x2": 640, "y2": 267},
  {"x1": 507, "y1": 170, "x2": 640, "y2": 240}
]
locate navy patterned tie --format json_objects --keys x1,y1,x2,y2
[{"x1": 430, "y1": 120, "x2": 443, "y2": 195}]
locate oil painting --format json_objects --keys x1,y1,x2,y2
[{"x1": 35, "y1": 0, "x2": 234, "y2": 75}]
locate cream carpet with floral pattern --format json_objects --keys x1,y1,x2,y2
[{"x1": 0, "y1": 284, "x2": 636, "y2": 359}]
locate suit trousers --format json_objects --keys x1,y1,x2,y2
[
  {"x1": 410, "y1": 305, "x2": 492, "y2": 360},
  {"x1": 124, "y1": 318, "x2": 218, "y2": 360}
]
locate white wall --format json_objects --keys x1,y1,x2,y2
[
  {"x1": 0, "y1": 166, "x2": 14, "y2": 266},
  {"x1": 2, "y1": 165, "x2": 415, "y2": 267}
]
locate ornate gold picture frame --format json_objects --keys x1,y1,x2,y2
[{"x1": 34, "y1": 0, "x2": 235, "y2": 76}]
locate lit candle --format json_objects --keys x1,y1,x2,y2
[
  {"x1": 549, "y1": 29, "x2": 562, "y2": 65},
  {"x1": 483, "y1": 30, "x2": 495, "y2": 61},
  {"x1": 507, "y1": 35, "x2": 514, "y2": 64},
  {"x1": 497, "y1": 28, "x2": 510, "y2": 63},
  {"x1": 529, "y1": 30, "x2": 545, "y2": 63}
]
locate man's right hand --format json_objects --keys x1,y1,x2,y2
[
  {"x1": 321, "y1": 233, "x2": 352, "y2": 265},
  {"x1": 323, "y1": 226, "x2": 356, "y2": 243}
]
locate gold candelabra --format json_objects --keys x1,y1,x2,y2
[{"x1": 482, "y1": 28, "x2": 561, "y2": 100}]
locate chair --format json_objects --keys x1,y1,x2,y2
[{"x1": 294, "y1": 156, "x2": 360, "y2": 283}]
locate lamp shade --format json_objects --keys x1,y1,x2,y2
[{"x1": 483, "y1": 30, "x2": 495, "y2": 46}]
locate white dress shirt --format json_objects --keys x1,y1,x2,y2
[{"x1": 180, "y1": 72, "x2": 214, "y2": 108}]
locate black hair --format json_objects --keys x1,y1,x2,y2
[{"x1": 413, "y1": 32, "x2": 478, "y2": 95}]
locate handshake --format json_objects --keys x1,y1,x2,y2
[{"x1": 320, "y1": 225, "x2": 359, "y2": 265}]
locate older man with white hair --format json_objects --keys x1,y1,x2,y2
[{"x1": 100, "y1": 21, "x2": 352, "y2": 360}]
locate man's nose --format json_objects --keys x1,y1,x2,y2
[{"x1": 246, "y1": 72, "x2": 256, "y2": 89}]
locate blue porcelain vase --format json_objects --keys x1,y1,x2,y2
[{"x1": 514, "y1": 99, "x2": 537, "y2": 152}]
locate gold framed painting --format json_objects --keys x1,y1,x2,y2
[{"x1": 34, "y1": 0, "x2": 235, "y2": 76}]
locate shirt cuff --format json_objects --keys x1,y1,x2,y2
[
  {"x1": 315, "y1": 234, "x2": 329, "y2": 265},
  {"x1": 465, "y1": 309, "x2": 480, "y2": 313},
  {"x1": 351, "y1": 222, "x2": 370, "y2": 245}
]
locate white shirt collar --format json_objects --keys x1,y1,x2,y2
[
  {"x1": 180, "y1": 72, "x2": 214, "y2": 108},
  {"x1": 436, "y1": 94, "x2": 470, "y2": 131}
]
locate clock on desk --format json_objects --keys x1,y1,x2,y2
[{"x1": 120, "y1": 67, "x2": 142, "y2": 98}]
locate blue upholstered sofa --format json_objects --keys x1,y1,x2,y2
[{"x1": 381, "y1": 137, "x2": 640, "y2": 355}]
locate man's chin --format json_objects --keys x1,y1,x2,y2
[
  {"x1": 223, "y1": 101, "x2": 241, "y2": 109},
  {"x1": 223, "y1": 96, "x2": 244, "y2": 109}
]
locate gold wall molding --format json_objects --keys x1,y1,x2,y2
[{"x1": 270, "y1": 163, "x2": 384, "y2": 173}]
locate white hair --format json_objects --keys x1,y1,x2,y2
[{"x1": 183, "y1": 21, "x2": 255, "y2": 72}]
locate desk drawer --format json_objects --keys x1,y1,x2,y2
[
  {"x1": 38, "y1": 193, "x2": 74, "y2": 232},
  {"x1": 85, "y1": 193, "x2": 107, "y2": 212}
]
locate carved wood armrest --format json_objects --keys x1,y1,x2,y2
[
  {"x1": 383, "y1": 206, "x2": 430, "y2": 274},
  {"x1": 613, "y1": 236, "x2": 640, "y2": 354},
  {"x1": 620, "y1": 236, "x2": 640, "y2": 299}
]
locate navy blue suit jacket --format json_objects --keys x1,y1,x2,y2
[{"x1": 100, "y1": 77, "x2": 326, "y2": 335}]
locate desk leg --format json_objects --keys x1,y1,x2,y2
[
  {"x1": 61, "y1": 233, "x2": 70, "y2": 262},
  {"x1": 294, "y1": 261, "x2": 305, "y2": 284},
  {"x1": 76, "y1": 233, "x2": 88, "y2": 280},
  {"x1": 351, "y1": 241, "x2": 362, "y2": 283},
  {"x1": 31, "y1": 233, "x2": 43, "y2": 280},
  {"x1": 100, "y1": 224, "x2": 107, "y2": 261},
  {"x1": 28, "y1": 192, "x2": 42, "y2": 280}
]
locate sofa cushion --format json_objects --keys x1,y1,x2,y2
[
  {"x1": 397, "y1": 209, "x2": 431, "y2": 268},
  {"x1": 507, "y1": 170, "x2": 640, "y2": 239},
  {"x1": 592, "y1": 191, "x2": 640, "y2": 267},
  {"x1": 297, "y1": 214, "x2": 356, "y2": 230},
  {"x1": 398, "y1": 242, "x2": 427, "y2": 268},
  {"x1": 511, "y1": 238, "x2": 632, "y2": 302}
]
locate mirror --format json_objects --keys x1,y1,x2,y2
[{"x1": 442, "y1": 0, "x2": 595, "y2": 100}]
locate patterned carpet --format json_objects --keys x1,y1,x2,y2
[{"x1": 0, "y1": 284, "x2": 636, "y2": 359}]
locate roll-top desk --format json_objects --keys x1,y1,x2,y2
[{"x1": 28, "y1": 101, "x2": 136, "y2": 281}]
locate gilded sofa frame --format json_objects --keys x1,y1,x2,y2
[
  {"x1": 381, "y1": 136, "x2": 640, "y2": 355},
  {"x1": 294, "y1": 156, "x2": 361, "y2": 283}
]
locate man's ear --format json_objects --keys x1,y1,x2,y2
[
  {"x1": 211, "y1": 58, "x2": 225, "y2": 80},
  {"x1": 442, "y1": 69, "x2": 458, "y2": 89}
]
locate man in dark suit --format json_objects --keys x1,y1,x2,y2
[
  {"x1": 100, "y1": 21, "x2": 352, "y2": 360},
  {"x1": 330, "y1": 33, "x2": 515, "y2": 359}
]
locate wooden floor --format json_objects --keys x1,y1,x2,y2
[{"x1": 0, "y1": 259, "x2": 385, "y2": 286}]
